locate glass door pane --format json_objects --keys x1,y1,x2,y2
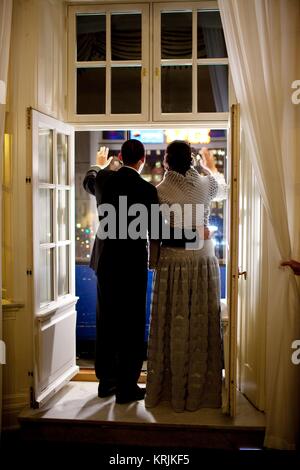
[
  {"x1": 38, "y1": 128, "x2": 53, "y2": 183},
  {"x1": 58, "y1": 245, "x2": 69, "y2": 296},
  {"x1": 197, "y1": 11, "x2": 227, "y2": 58},
  {"x1": 39, "y1": 189, "x2": 53, "y2": 243},
  {"x1": 76, "y1": 14, "x2": 106, "y2": 61},
  {"x1": 58, "y1": 190, "x2": 69, "y2": 241},
  {"x1": 40, "y1": 248, "x2": 54, "y2": 305},
  {"x1": 197, "y1": 65, "x2": 228, "y2": 112},
  {"x1": 77, "y1": 68, "x2": 106, "y2": 114},
  {"x1": 111, "y1": 14, "x2": 141, "y2": 60},
  {"x1": 161, "y1": 12, "x2": 192, "y2": 59},
  {"x1": 111, "y1": 67, "x2": 141, "y2": 113},
  {"x1": 161, "y1": 65, "x2": 192, "y2": 113},
  {"x1": 57, "y1": 133, "x2": 69, "y2": 185}
]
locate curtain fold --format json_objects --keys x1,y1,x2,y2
[
  {"x1": 0, "y1": 0, "x2": 13, "y2": 295},
  {"x1": 219, "y1": 0, "x2": 300, "y2": 449},
  {"x1": 0, "y1": 0, "x2": 13, "y2": 434},
  {"x1": 0, "y1": 0, "x2": 13, "y2": 151}
]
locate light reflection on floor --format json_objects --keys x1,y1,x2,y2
[{"x1": 20, "y1": 381, "x2": 265, "y2": 430}]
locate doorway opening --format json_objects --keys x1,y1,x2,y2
[{"x1": 74, "y1": 128, "x2": 228, "y2": 378}]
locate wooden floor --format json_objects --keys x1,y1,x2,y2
[{"x1": 19, "y1": 381, "x2": 265, "y2": 450}]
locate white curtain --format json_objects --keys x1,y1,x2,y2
[
  {"x1": 219, "y1": 0, "x2": 300, "y2": 449},
  {"x1": 0, "y1": 0, "x2": 13, "y2": 117},
  {"x1": 0, "y1": 0, "x2": 13, "y2": 292},
  {"x1": 0, "y1": 0, "x2": 13, "y2": 434}
]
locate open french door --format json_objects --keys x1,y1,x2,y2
[
  {"x1": 30, "y1": 109, "x2": 78, "y2": 407},
  {"x1": 223, "y1": 103, "x2": 240, "y2": 416}
]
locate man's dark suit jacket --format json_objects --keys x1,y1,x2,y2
[
  {"x1": 83, "y1": 164, "x2": 160, "y2": 388},
  {"x1": 83, "y1": 165, "x2": 159, "y2": 272}
]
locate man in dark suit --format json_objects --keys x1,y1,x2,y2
[{"x1": 83, "y1": 139, "x2": 159, "y2": 404}]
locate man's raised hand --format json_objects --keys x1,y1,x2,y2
[{"x1": 96, "y1": 146, "x2": 113, "y2": 169}]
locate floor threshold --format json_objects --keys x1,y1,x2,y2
[{"x1": 18, "y1": 382, "x2": 265, "y2": 450}]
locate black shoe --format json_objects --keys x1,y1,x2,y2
[
  {"x1": 115, "y1": 386, "x2": 146, "y2": 404},
  {"x1": 98, "y1": 383, "x2": 117, "y2": 398}
]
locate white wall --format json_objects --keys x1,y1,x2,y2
[{"x1": 2, "y1": 0, "x2": 66, "y2": 429}]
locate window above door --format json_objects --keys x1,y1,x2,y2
[
  {"x1": 154, "y1": 3, "x2": 229, "y2": 121},
  {"x1": 68, "y1": 3, "x2": 150, "y2": 123},
  {"x1": 67, "y1": 2, "x2": 230, "y2": 124}
]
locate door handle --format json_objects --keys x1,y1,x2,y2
[{"x1": 238, "y1": 270, "x2": 247, "y2": 280}]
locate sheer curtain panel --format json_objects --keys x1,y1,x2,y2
[{"x1": 219, "y1": 0, "x2": 300, "y2": 449}]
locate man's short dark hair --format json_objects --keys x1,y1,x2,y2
[
  {"x1": 165, "y1": 140, "x2": 192, "y2": 175},
  {"x1": 121, "y1": 139, "x2": 145, "y2": 165}
]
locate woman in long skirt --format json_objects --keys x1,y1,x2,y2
[{"x1": 145, "y1": 141, "x2": 228, "y2": 412}]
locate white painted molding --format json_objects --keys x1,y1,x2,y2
[
  {"x1": 0, "y1": 341, "x2": 5, "y2": 364},
  {"x1": 0, "y1": 80, "x2": 6, "y2": 104},
  {"x1": 2, "y1": 302, "x2": 24, "y2": 320},
  {"x1": 2, "y1": 301, "x2": 24, "y2": 310}
]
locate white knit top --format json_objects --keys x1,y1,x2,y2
[{"x1": 156, "y1": 167, "x2": 228, "y2": 228}]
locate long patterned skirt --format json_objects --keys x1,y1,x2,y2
[{"x1": 145, "y1": 240, "x2": 222, "y2": 412}]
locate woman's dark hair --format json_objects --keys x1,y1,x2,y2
[
  {"x1": 121, "y1": 139, "x2": 145, "y2": 165},
  {"x1": 165, "y1": 140, "x2": 192, "y2": 175}
]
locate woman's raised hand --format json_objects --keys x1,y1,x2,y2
[
  {"x1": 199, "y1": 148, "x2": 217, "y2": 174},
  {"x1": 96, "y1": 146, "x2": 113, "y2": 169}
]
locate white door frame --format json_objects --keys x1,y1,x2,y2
[
  {"x1": 226, "y1": 103, "x2": 240, "y2": 416},
  {"x1": 73, "y1": 116, "x2": 239, "y2": 417}
]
